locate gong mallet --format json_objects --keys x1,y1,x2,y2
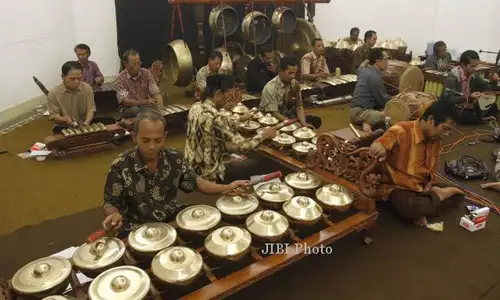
[
  {"x1": 222, "y1": 171, "x2": 283, "y2": 195},
  {"x1": 86, "y1": 229, "x2": 116, "y2": 243},
  {"x1": 348, "y1": 123, "x2": 362, "y2": 138}
]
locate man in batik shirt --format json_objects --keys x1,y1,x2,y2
[
  {"x1": 102, "y1": 111, "x2": 250, "y2": 236},
  {"x1": 116, "y1": 49, "x2": 163, "y2": 118},
  {"x1": 300, "y1": 38, "x2": 330, "y2": 81},
  {"x1": 185, "y1": 74, "x2": 277, "y2": 183}
]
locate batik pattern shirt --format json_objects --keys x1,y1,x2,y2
[
  {"x1": 300, "y1": 51, "x2": 329, "y2": 75},
  {"x1": 116, "y1": 68, "x2": 161, "y2": 107},
  {"x1": 184, "y1": 100, "x2": 264, "y2": 181},
  {"x1": 103, "y1": 148, "x2": 198, "y2": 231},
  {"x1": 375, "y1": 120, "x2": 441, "y2": 199}
]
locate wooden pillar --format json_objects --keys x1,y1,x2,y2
[{"x1": 194, "y1": 4, "x2": 206, "y2": 68}]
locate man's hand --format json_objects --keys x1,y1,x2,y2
[
  {"x1": 291, "y1": 79, "x2": 301, "y2": 93},
  {"x1": 224, "y1": 101, "x2": 237, "y2": 111},
  {"x1": 369, "y1": 142, "x2": 387, "y2": 162},
  {"x1": 423, "y1": 181, "x2": 433, "y2": 192},
  {"x1": 301, "y1": 121, "x2": 315, "y2": 129},
  {"x1": 267, "y1": 63, "x2": 277, "y2": 73},
  {"x1": 62, "y1": 116, "x2": 74, "y2": 125},
  {"x1": 470, "y1": 92, "x2": 482, "y2": 100},
  {"x1": 148, "y1": 98, "x2": 157, "y2": 105},
  {"x1": 227, "y1": 180, "x2": 252, "y2": 194},
  {"x1": 316, "y1": 72, "x2": 329, "y2": 79},
  {"x1": 95, "y1": 76, "x2": 104, "y2": 85},
  {"x1": 102, "y1": 212, "x2": 123, "y2": 232},
  {"x1": 260, "y1": 127, "x2": 278, "y2": 140},
  {"x1": 360, "y1": 60, "x2": 370, "y2": 68},
  {"x1": 490, "y1": 73, "x2": 499, "y2": 82}
]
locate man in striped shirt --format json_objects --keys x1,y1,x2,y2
[{"x1": 369, "y1": 100, "x2": 464, "y2": 227}]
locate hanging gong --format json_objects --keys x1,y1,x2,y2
[
  {"x1": 162, "y1": 39, "x2": 193, "y2": 87},
  {"x1": 209, "y1": 5, "x2": 239, "y2": 37},
  {"x1": 399, "y1": 66, "x2": 424, "y2": 93},
  {"x1": 276, "y1": 18, "x2": 322, "y2": 59},
  {"x1": 241, "y1": 11, "x2": 272, "y2": 45},
  {"x1": 214, "y1": 47, "x2": 234, "y2": 75},
  {"x1": 271, "y1": 7, "x2": 297, "y2": 34},
  {"x1": 236, "y1": 54, "x2": 254, "y2": 84}
]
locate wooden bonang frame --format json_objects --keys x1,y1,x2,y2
[{"x1": 39, "y1": 205, "x2": 377, "y2": 299}]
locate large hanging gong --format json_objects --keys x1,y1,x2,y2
[
  {"x1": 162, "y1": 39, "x2": 193, "y2": 87},
  {"x1": 276, "y1": 18, "x2": 321, "y2": 59},
  {"x1": 214, "y1": 47, "x2": 234, "y2": 75},
  {"x1": 271, "y1": 7, "x2": 297, "y2": 34},
  {"x1": 241, "y1": 11, "x2": 272, "y2": 45},
  {"x1": 209, "y1": 5, "x2": 239, "y2": 37}
]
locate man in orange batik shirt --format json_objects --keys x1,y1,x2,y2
[{"x1": 369, "y1": 100, "x2": 465, "y2": 227}]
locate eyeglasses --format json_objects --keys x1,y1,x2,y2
[{"x1": 128, "y1": 61, "x2": 142, "y2": 66}]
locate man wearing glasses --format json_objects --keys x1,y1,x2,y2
[
  {"x1": 350, "y1": 48, "x2": 390, "y2": 132},
  {"x1": 116, "y1": 49, "x2": 164, "y2": 118}
]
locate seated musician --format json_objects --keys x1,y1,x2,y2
[
  {"x1": 260, "y1": 56, "x2": 322, "y2": 129},
  {"x1": 101, "y1": 111, "x2": 250, "y2": 236},
  {"x1": 185, "y1": 74, "x2": 277, "y2": 183},
  {"x1": 342, "y1": 27, "x2": 363, "y2": 46},
  {"x1": 350, "y1": 48, "x2": 390, "y2": 132},
  {"x1": 300, "y1": 38, "x2": 330, "y2": 81},
  {"x1": 441, "y1": 50, "x2": 499, "y2": 125},
  {"x1": 369, "y1": 101, "x2": 465, "y2": 227},
  {"x1": 47, "y1": 61, "x2": 96, "y2": 134},
  {"x1": 352, "y1": 30, "x2": 377, "y2": 72},
  {"x1": 246, "y1": 44, "x2": 278, "y2": 94},
  {"x1": 74, "y1": 43, "x2": 104, "y2": 86},
  {"x1": 423, "y1": 41, "x2": 453, "y2": 72},
  {"x1": 195, "y1": 50, "x2": 223, "y2": 100},
  {"x1": 116, "y1": 49, "x2": 163, "y2": 119}
]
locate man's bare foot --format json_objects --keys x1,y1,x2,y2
[
  {"x1": 362, "y1": 122, "x2": 372, "y2": 132},
  {"x1": 481, "y1": 182, "x2": 500, "y2": 190},
  {"x1": 431, "y1": 186, "x2": 464, "y2": 201},
  {"x1": 414, "y1": 216, "x2": 428, "y2": 227}
]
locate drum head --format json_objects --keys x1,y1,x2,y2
[
  {"x1": 384, "y1": 98, "x2": 410, "y2": 125},
  {"x1": 399, "y1": 66, "x2": 424, "y2": 93}
]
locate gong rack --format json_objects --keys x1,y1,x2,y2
[{"x1": 40, "y1": 200, "x2": 376, "y2": 300}]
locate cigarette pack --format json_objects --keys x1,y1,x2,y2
[{"x1": 459, "y1": 216, "x2": 486, "y2": 232}]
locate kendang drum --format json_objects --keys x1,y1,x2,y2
[
  {"x1": 384, "y1": 91, "x2": 437, "y2": 125},
  {"x1": 382, "y1": 60, "x2": 424, "y2": 94}
]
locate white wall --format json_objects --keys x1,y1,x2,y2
[
  {"x1": 0, "y1": 0, "x2": 119, "y2": 113},
  {"x1": 315, "y1": 0, "x2": 500, "y2": 62}
]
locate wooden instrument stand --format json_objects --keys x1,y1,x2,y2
[{"x1": 44, "y1": 123, "x2": 126, "y2": 159}]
